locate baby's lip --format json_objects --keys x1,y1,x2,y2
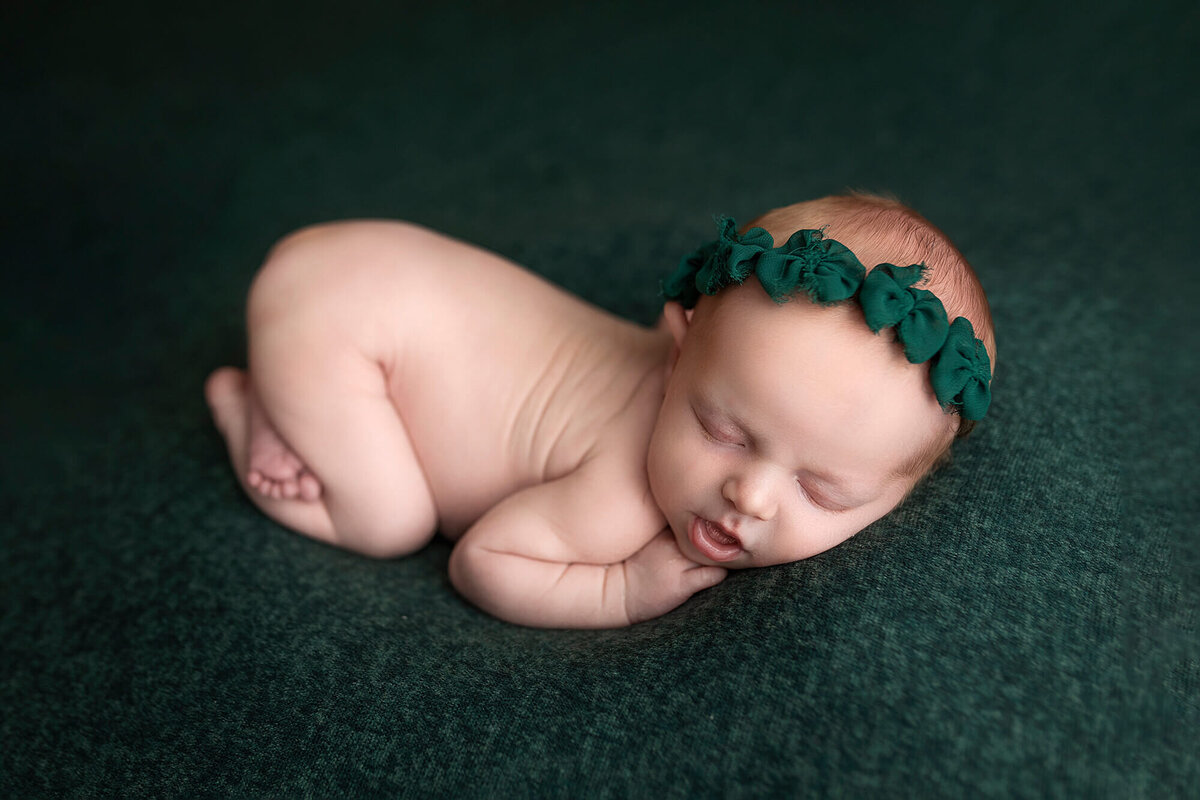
[{"x1": 689, "y1": 516, "x2": 744, "y2": 562}]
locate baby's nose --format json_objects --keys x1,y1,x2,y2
[{"x1": 723, "y1": 471, "x2": 776, "y2": 521}]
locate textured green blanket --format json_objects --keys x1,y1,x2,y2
[{"x1": 3, "y1": 1, "x2": 1196, "y2": 796}]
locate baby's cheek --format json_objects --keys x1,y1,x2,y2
[
  {"x1": 648, "y1": 434, "x2": 693, "y2": 508},
  {"x1": 782, "y1": 522, "x2": 862, "y2": 565},
  {"x1": 644, "y1": 435, "x2": 674, "y2": 505}
]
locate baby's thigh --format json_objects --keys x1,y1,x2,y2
[{"x1": 247, "y1": 223, "x2": 442, "y2": 555}]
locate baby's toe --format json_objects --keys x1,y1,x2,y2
[{"x1": 298, "y1": 473, "x2": 322, "y2": 501}]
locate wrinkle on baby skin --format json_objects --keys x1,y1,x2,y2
[
  {"x1": 509, "y1": 324, "x2": 665, "y2": 486},
  {"x1": 580, "y1": 329, "x2": 669, "y2": 438},
  {"x1": 507, "y1": 333, "x2": 581, "y2": 483}
]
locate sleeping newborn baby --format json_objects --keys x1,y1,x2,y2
[{"x1": 205, "y1": 193, "x2": 995, "y2": 628}]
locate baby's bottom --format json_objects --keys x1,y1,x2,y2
[{"x1": 205, "y1": 224, "x2": 438, "y2": 558}]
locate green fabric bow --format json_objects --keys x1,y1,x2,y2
[
  {"x1": 930, "y1": 317, "x2": 992, "y2": 421},
  {"x1": 860, "y1": 263, "x2": 950, "y2": 364}
]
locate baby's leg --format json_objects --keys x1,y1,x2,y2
[{"x1": 207, "y1": 224, "x2": 439, "y2": 558}]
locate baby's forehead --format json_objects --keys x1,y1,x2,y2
[{"x1": 697, "y1": 282, "x2": 869, "y2": 344}]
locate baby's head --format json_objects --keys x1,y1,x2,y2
[{"x1": 646, "y1": 193, "x2": 994, "y2": 568}]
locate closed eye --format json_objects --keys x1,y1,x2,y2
[
  {"x1": 695, "y1": 409, "x2": 744, "y2": 447},
  {"x1": 797, "y1": 480, "x2": 846, "y2": 512}
]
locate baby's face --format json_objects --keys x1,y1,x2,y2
[{"x1": 647, "y1": 281, "x2": 954, "y2": 568}]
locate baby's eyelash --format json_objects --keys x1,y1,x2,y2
[
  {"x1": 797, "y1": 480, "x2": 838, "y2": 512},
  {"x1": 695, "y1": 410, "x2": 742, "y2": 446}
]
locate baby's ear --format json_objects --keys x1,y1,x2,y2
[
  {"x1": 660, "y1": 302, "x2": 694, "y2": 381},
  {"x1": 660, "y1": 302, "x2": 693, "y2": 349}
]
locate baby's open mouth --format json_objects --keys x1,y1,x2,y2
[{"x1": 689, "y1": 516, "x2": 743, "y2": 562}]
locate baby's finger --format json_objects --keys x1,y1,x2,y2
[{"x1": 685, "y1": 565, "x2": 727, "y2": 592}]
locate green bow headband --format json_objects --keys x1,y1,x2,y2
[{"x1": 662, "y1": 217, "x2": 993, "y2": 421}]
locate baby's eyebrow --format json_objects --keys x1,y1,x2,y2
[
  {"x1": 808, "y1": 470, "x2": 847, "y2": 488},
  {"x1": 693, "y1": 391, "x2": 757, "y2": 437}
]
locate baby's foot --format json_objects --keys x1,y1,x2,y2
[
  {"x1": 204, "y1": 367, "x2": 323, "y2": 501},
  {"x1": 244, "y1": 399, "x2": 323, "y2": 501}
]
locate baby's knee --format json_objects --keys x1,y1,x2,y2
[
  {"x1": 342, "y1": 523, "x2": 436, "y2": 560},
  {"x1": 325, "y1": 481, "x2": 439, "y2": 560}
]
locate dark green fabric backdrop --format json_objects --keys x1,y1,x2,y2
[{"x1": 3, "y1": 1, "x2": 1196, "y2": 796}]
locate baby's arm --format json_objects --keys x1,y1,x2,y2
[{"x1": 448, "y1": 456, "x2": 726, "y2": 628}]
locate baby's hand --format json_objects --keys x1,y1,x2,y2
[{"x1": 623, "y1": 528, "x2": 727, "y2": 624}]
